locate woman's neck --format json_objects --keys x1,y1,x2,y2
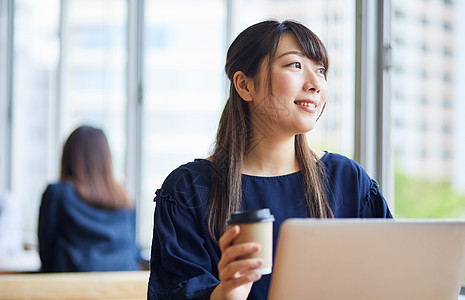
[{"x1": 242, "y1": 136, "x2": 299, "y2": 176}]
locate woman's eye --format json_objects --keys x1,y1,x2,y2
[
  {"x1": 290, "y1": 62, "x2": 301, "y2": 69},
  {"x1": 317, "y1": 67, "x2": 326, "y2": 75}
]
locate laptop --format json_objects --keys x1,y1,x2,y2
[{"x1": 268, "y1": 219, "x2": 465, "y2": 300}]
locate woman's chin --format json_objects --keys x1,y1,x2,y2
[{"x1": 295, "y1": 123, "x2": 316, "y2": 134}]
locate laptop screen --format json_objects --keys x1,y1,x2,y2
[{"x1": 268, "y1": 219, "x2": 465, "y2": 300}]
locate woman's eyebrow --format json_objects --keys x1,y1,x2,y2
[{"x1": 277, "y1": 50, "x2": 304, "y2": 59}]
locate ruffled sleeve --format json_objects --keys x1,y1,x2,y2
[
  {"x1": 322, "y1": 152, "x2": 393, "y2": 218},
  {"x1": 148, "y1": 163, "x2": 220, "y2": 300},
  {"x1": 360, "y1": 179, "x2": 393, "y2": 218}
]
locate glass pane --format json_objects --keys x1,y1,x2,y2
[
  {"x1": 230, "y1": 0, "x2": 356, "y2": 158},
  {"x1": 61, "y1": 0, "x2": 127, "y2": 181},
  {"x1": 391, "y1": 0, "x2": 465, "y2": 218},
  {"x1": 0, "y1": 0, "x2": 10, "y2": 188},
  {"x1": 141, "y1": 0, "x2": 226, "y2": 249},
  {"x1": 12, "y1": 0, "x2": 60, "y2": 245}
]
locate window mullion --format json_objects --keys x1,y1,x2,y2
[
  {"x1": 355, "y1": 0, "x2": 393, "y2": 208},
  {"x1": 0, "y1": 0, "x2": 14, "y2": 189},
  {"x1": 127, "y1": 0, "x2": 144, "y2": 242}
]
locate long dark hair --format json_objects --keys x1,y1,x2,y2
[
  {"x1": 208, "y1": 20, "x2": 334, "y2": 242},
  {"x1": 60, "y1": 125, "x2": 130, "y2": 210}
]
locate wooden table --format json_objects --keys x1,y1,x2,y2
[{"x1": 0, "y1": 271, "x2": 149, "y2": 300}]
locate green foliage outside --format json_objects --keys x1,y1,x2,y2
[
  {"x1": 394, "y1": 172, "x2": 465, "y2": 285},
  {"x1": 394, "y1": 172, "x2": 465, "y2": 219}
]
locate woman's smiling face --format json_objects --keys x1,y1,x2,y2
[{"x1": 248, "y1": 33, "x2": 328, "y2": 139}]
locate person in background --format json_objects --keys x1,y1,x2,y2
[
  {"x1": 38, "y1": 125, "x2": 141, "y2": 272},
  {"x1": 148, "y1": 19, "x2": 392, "y2": 299}
]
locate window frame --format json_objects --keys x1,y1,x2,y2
[
  {"x1": 0, "y1": 0, "x2": 14, "y2": 190},
  {"x1": 354, "y1": 0, "x2": 393, "y2": 209},
  {"x1": 127, "y1": 0, "x2": 144, "y2": 243}
]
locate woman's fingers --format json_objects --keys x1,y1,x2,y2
[
  {"x1": 218, "y1": 225, "x2": 240, "y2": 253},
  {"x1": 221, "y1": 270, "x2": 262, "y2": 291},
  {"x1": 218, "y1": 242, "x2": 261, "y2": 272},
  {"x1": 219, "y1": 257, "x2": 263, "y2": 282},
  {"x1": 214, "y1": 226, "x2": 264, "y2": 300}
]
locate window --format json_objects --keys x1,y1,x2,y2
[
  {"x1": 391, "y1": 0, "x2": 465, "y2": 218},
  {"x1": 140, "y1": 0, "x2": 226, "y2": 248},
  {"x1": 11, "y1": 0, "x2": 60, "y2": 244},
  {"x1": 13, "y1": 0, "x2": 464, "y2": 258},
  {"x1": 6, "y1": 0, "x2": 128, "y2": 248},
  {"x1": 60, "y1": 0, "x2": 127, "y2": 182},
  {"x1": 2, "y1": 0, "x2": 357, "y2": 253}
]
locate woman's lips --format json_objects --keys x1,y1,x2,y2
[{"x1": 294, "y1": 100, "x2": 318, "y2": 112}]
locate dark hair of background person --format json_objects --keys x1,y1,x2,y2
[
  {"x1": 208, "y1": 20, "x2": 334, "y2": 242},
  {"x1": 60, "y1": 125, "x2": 131, "y2": 210}
]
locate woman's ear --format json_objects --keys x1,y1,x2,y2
[{"x1": 233, "y1": 71, "x2": 254, "y2": 102}]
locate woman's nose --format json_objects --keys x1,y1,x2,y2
[{"x1": 303, "y1": 71, "x2": 321, "y2": 94}]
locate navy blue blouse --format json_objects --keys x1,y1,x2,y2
[
  {"x1": 38, "y1": 182, "x2": 141, "y2": 272},
  {"x1": 148, "y1": 152, "x2": 392, "y2": 299}
]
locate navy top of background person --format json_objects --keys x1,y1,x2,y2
[{"x1": 38, "y1": 125, "x2": 141, "y2": 272}]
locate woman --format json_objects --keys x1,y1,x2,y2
[
  {"x1": 148, "y1": 20, "x2": 392, "y2": 299},
  {"x1": 38, "y1": 125, "x2": 141, "y2": 272}
]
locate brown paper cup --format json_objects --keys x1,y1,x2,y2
[{"x1": 228, "y1": 209, "x2": 274, "y2": 275}]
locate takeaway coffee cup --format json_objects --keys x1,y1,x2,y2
[{"x1": 227, "y1": 208, "x2": 275, "y2": 275}]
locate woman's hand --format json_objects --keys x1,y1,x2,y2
[{"x1": 210, "y1": 225, "x2": 263, "y2": 300}]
